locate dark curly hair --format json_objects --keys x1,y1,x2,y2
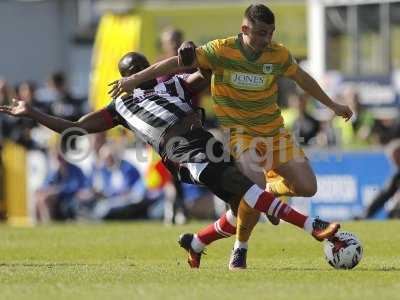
[
  {"x1": 118, "y1": 52, "x2": 150, "y2": 77},
  {"x1": 244, "y1": 4, "x2": 275, "y2": 25}
]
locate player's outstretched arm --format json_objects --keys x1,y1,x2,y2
[
  {"x1": 185, "y1": 69, "x2": 212, "y2": 95},
  {"x1": 289, "y1": 67, "x2": 353, "y2": 121},
  {"x1": 109, "y1": 54, "x2": 197, "y2": 99},
  {"x1": 0, "y1": 98, "x2": 113, "y2": 134},
  {"x1": 108, "y1": 41, "x2": 199, "y2": 99}
]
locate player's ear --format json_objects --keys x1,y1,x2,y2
[{"x1": 241, "y1": 24, "x2": 250, "y2": 35}]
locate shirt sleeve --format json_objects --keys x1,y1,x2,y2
[
  {"x1": 195, "y1": 39, "x2": 222, "y2": 70},
  {"x1": 101, "y1": 99, "x2": 127, "y2": 127},
  {"x1": 281, "y1": 48, "x2": 299, "y2": 77}
]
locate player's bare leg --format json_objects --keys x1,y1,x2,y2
[
  {"x1": 229, "y1": 149, "x2": 265, "y2": 270},
  {"x1": 229, "y1": 154, "x2": 337, "y2": 269},
  {"x1": 273, "y1": 159, "x2": 317, "y2": 198}
]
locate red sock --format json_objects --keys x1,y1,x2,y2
[
  {"x1": 253, "y1": 191, "x2": 275, "y2": 212},
  {"x1": 254, "y1": 192, "x2": 307, "y2": 229},
  {"x1": 197, "y1": 213, "x2": 236, "y2": 245},
  {"x1": 276, "y1": 203, "x2": 307, "y2": 229}
]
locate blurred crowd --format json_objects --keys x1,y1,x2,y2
[
  {"x1": 0, "y1": 27, "x2": 399, "y2": 224},
  {"x1": 281, "y1": 87, "x2": 400, "y2": 149},
  {"x1": 0, "y1": 72, "x2": 88, "y2": 150}
]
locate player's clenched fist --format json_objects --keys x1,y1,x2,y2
[
  {"x1": 178, "y1": 41, "x2": 196, "y2": 67},
  {"x1": 332, "y1": 103, "x2": 353, "y2": 122}
]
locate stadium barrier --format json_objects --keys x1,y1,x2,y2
[
  {"x1": 2, "y1": 144, "x2": 395, "y2": 224},
  {"x1": 292, "y1": 149, "x2": 394, "y2": 220}
]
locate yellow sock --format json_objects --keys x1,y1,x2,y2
[
  {"x1": 236, "y1": 200, "x2": 260, "y2": 243},
  {"x1": 267, "y1": 179, "x2": 295, "y2": 197}
]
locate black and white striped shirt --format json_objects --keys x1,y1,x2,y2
[{"x1": 104, "y1": 75, "x2": 195, "y2": 150}]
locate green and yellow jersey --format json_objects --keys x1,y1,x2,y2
[{"x1": 196, "y1": 34, "x2": 298, "y2": 138}]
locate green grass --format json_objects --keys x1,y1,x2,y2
[{"x1": 0, "y1": 220, "x2": 399, "y2": 300}]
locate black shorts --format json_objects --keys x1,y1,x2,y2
[{"x1": 161, "y1": 128, "x2": 252, "y2": 209}]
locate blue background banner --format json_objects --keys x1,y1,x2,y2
[{"x1": 291, "y1": 151, "x2": 395, "y2": 220}]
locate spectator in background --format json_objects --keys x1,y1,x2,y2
[
  {"x1": 333, "y1": 87, "x2": 375, "y2": 148},
  {"x1": 0, "y1": 79, "x2": 13, "y2": 216},
  {"x1": 0, "y1": 78, "x2": 15, "y2": 104},
  {"x1": 92, "y1": 131, "x2": 107, "y2": 164},
  {"x1": 8, "y1": 81, "x2": 41, "y2": 149},
  {"x1": 0, "y1": 79, "x2": 14, "y2": 105},
  {"x1": 73, "y1": 132, "x2": 107, "y2": 212},
  {"x1": 144, "y1": 146, "x2": 189, "y2": 224},
  {"x1": 0, "y1": 79, "x2": 13, "y2": 144},
  {"x1": 360, "y1": 139, "x2": 400, "y2": 219},
  {"x1": 80, "y1": 143, "x2": 151, "y2": 220},
  {"x1": 35, "y1": 147, "x2": 87, "y2": 223},
  {"x1": 158, "y1": 27, "x2": 184, "y2": 62},
  {"x1": 18, "y1": 81, "x2": 49, "y2": 113},
  {"x1": 345, "y1": 88, "x2": 374, "y2": 141},
  {"x1": 157, "y1": 27, "x2": 202, "y2": 107},
  {"x1": 36, "y1": 72, "x2": 86, "y2": 121},
  {"x1": 150, "y1": 27, "x2": 195, "y2": 224},
  {"x1": 286, "y1": 93, "x2": 320, "y2": 146},
  {"x1": 371, "y1": 116, "x2": 400, "y2": 145},
  {"x1": 316, "y1": 116, "x2": 337, "y2": 147}
]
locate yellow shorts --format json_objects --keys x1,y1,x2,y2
[{"x1": 229, "y1": 129, "x2": 306, "y2": 172}]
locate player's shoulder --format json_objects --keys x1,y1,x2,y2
[
  {"x1": 220, "y1": 36, "x2": 237, "y2": 47},
  {"x1": 264, "y1": 42, "x2": 292, "y2": 62},
  {"x1": 206, "y1": 36, "x2": 236, "y2": 49},
  {"x1": 269, "y1": 41, "x2": 290, "y2": 53}
]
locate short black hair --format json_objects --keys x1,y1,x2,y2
[
  {"x1": 244, "y1": 4, "x2": 275, "y2": 25},
  {"x1": 51, "y1": 72, "x2": 66, "y2": 88},
  {"x1": 118, "y1": 52, "x2": 150, "y2": 77}
]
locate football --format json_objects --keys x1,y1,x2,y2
[{"x1": 324, "y1": 231, "x2": 363, "y2": 269}]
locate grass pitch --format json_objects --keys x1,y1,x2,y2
[{"x1": 0, "y1": 220, "x2": 399, "y2": 300}]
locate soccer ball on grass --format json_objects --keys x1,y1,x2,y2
[{"x1": 324, "y1": 231, "x2": 363, "y2": 269}]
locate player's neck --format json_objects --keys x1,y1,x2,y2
[{"x1": 240, "y1": 34, "x2": 261, "y2": 57}]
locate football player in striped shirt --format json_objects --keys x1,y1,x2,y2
[{"x1": 108, "y1": 4, "x2": 352, "y2": 270}]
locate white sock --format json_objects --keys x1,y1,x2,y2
[
  {"x1": 225, "y1": 209, "x2": 237, "y2": 227},
  {"x1": 191, "y1": 234, "x2": 206, "y2": 253},
  {"x1": 234, "y1": 239, "x2": 248, "y2": 250},
  {"x1": 303, "y1": 217, "x2": 314, "y2": 234},
  {"x1": 243, "y1": 184, "x2": 264, "y2": 208}
]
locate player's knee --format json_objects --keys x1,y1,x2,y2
[
  {"x1": 297, "y1": 180, "x2": 317, "y2": 197},
  {"x1": 303, "y1": 185, "x2": 317, "y2": 197}
]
